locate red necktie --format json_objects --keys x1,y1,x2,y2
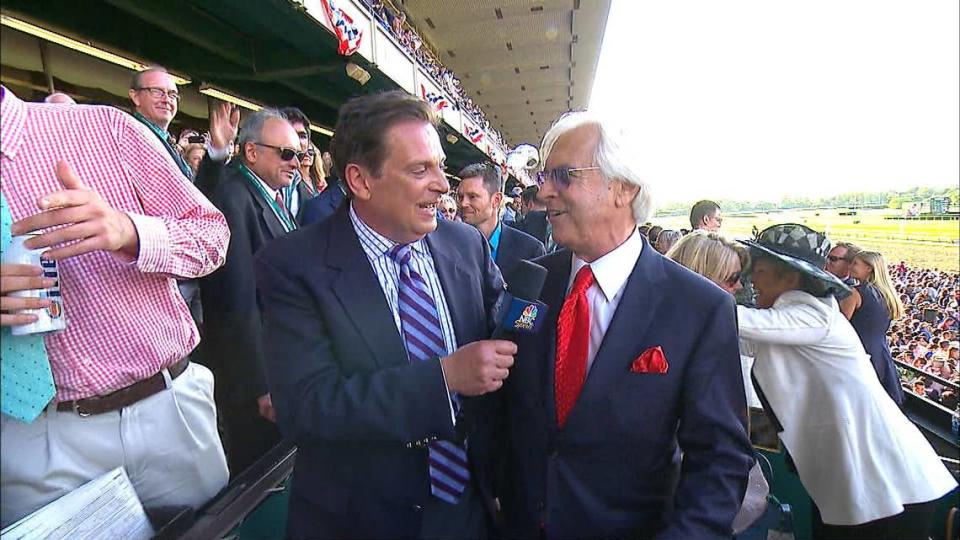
[
  {"x1": 555, "y1": 265, "x2": 594, "y2": 428},
  {"x1": 275, "y1": 192, "x2": 289, "y2": 218}
]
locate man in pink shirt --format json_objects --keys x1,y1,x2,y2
[{"x1": 0, "y1": 85, "x2": 230, "y2": 526}]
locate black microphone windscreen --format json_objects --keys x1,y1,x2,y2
[{"x1": 505, "y1": 260, "x2": 548, "y2": 301}]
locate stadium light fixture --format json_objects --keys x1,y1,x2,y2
[
  {"x1": 198, "y1": 84, "x2": 263, "y2": 111},
  {"x1": 309, "y1": 124, "x2": 335, "y2": 137},
  {"x1": 0, "y1": 14, "x2": 191, "y2": 85}
]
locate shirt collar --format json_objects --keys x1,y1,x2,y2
[
  {"x1": 489, "y1": 221, "x2": 503, "y2": 251},
  {"x1": 133, "y1": 111, "x2": 171, "y2": 139},
  {"x1": 0, "y1": 86, "x2": 27, "y2": 160},
  {"x1": 243, "y1": 165, "x2": 280, "y2": 201},
  {"x1": 569, "y1": 228, "x2": 643, "y2": 301},
  {"x1": 349, "y1": 202, "x2": 428, "y2": 259}
]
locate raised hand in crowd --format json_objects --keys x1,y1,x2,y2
[
  {"x1": 11, "y1": 160, "x2": 139, "y2": 260},
  {"x1": 0, "y1": 263, "x2": 54, "y2": 326},
  {"x1": 208, "y1": 99, "x2": 240, "y2": 151}
]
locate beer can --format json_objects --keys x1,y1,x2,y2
[{"x1": 2, "y1": 235, "x2": 67, "y2": 335}]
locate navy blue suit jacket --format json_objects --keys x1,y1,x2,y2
[
  {"x1": 496, "y1": 224, "x2": 546, "y2": 279},
  {"x1": 300, "y1": 181, "x2": 346, "y2": 226},
  {"x1": 498, "y1": 239, "x2": 753, "y2": 540},
  {"x1": 254, "y1": 206, "x2": 505, "y2": 540}
]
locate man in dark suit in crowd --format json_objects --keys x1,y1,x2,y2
[
  {"x1": 278, "y1": 107, "x2": 317, "y2": 224},
  {"x1": 300, "y1": 157, "x2": 347, "y2": 225},
  {"x1": 497, "y1": 111, "x2": 753, "y2": 539},
  {"x1": 508, "y1": 185, "x2": 554, "y2": 251},
  {"x1": 255, "y1": 91, "x2": 516, "y2": 540},
  {"x1": 457, "y1": 163, "x2": 545, "y2": 279},
  {"x1": 200, "y1": 109, "x2": 303, "y2": 476}
]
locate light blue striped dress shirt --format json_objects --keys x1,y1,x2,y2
[{"x1": 348, "y1": 204, "x2": 459, "y2": 357}]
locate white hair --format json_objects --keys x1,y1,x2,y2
[{"x1": 539, "y1": 110, "x2": 654, "y2": 223}]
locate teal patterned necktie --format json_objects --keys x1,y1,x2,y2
[{"x1": 0, "y1": 193, "x2": 56, "y2": 422}]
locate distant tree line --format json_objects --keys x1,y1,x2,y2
[{"x1": 655, "y1": 186, "x2": 959, "y2": 217}]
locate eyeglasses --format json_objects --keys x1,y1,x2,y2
[
  {"x1": 305, "y1": 148, "x2": 316, "y2": 157},
  {"x1": 135, "y1": 87, "x2": 180, "y2": 102},
  {"x1": 254, "y1": 143, "x2": 305, "y2": 162},
  {"x1": 724, "y1": 271, "x2": 742, "y2": 287},
  {"x1": 827, "y1": 255, "x2": 849, "y2": 263},
  {"x1": 535, "y1": 166, "x2": 600, "y2": 189}
]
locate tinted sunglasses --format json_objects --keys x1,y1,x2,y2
[
  {"x1": 254, "y1": 142, "x2": 305, "y2": 162},
  {"x1": 535, "y1": 166, "x2": 600, "y2": 189},
  {"x1": 827, "y1": 255, "x2": 848, "y2": 262}
]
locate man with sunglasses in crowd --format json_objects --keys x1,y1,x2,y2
[
  {"x1": 199, "y1": 109, "x2": 305, "y2": 476},
  {"x1": 495, "y1": 111, "x2": 752, "y2": 539},
  {"x1": 826, "y1": 241, "x2": 862, "y2": 287}
]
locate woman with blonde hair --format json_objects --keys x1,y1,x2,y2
[
  {"x1": 299, "y1": 142, "x2": 327, "y2": 195},
  {"x1": 844, "y1": 250, "x2": 905, "y2": 405},
  {"x1": 666, "y1": 230, "x2": 748, "y2": 294}
]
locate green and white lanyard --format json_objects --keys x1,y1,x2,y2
[{"x1": 239, "y1": 164, "x2": 298, "y2": 233}]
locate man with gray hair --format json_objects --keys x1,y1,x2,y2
[
  {"x1": 496, "y1": 111, "x2": 753, "y2": 539},
  {"x1": 200, "y1": 108, "x2": 303, "y2": 475}
]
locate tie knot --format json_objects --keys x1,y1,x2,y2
[
  {"x1": 571, "y1": 265, "x2": 595, "y2": 295},
  {"x1": 389, "y1": 244, "x2": 413, "y2": 266}
]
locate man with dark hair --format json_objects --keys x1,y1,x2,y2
[
  {"x1": 300, "y1": 150, "x2": 347, "y2": 225},
  {"x1": 200, "y1": 108, "x2": 303, "y2": 475},
  {"x1": 508, "y1": 185, "x2": 555, "y2": 251},
  {"x1": 278, "y1": 107, "x2": 316, "y2": 223},
  {"x1": 458, "y1": 163, "x2": 544, "y2": 278},
  {"x1": 689, "y1": 199, "x2": 722, "y2": 231},
  {"x1": 256, "y1": 91, "x2": 513, "y2": 539}
]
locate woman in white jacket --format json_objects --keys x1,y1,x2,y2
[{"x1": 738, "y1": 223, "x2": 956, "y2": 540}]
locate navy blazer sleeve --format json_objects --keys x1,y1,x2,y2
[{"x1": 659, "y1": 294, "x2": 752, "y2": 539}]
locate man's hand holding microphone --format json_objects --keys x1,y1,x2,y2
[{"x1": 439, "y1": 259, "x2": 549, "y2": 396}]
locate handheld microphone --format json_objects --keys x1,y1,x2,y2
[{"x1": 492, "y1": 260, "x2": 549, "y2": 340}]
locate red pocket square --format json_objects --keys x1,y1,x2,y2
[{"x1": 630, "y1": 346, "x2": 669, "y2": 374}]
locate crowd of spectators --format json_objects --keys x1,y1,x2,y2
[
  {"x1": 888, "y1": 263, "x2": 960, "y2": 409},
  {"x1": 361, "y1": 0, "x2": 505, "y2": 149}
]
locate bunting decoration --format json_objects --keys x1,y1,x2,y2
[
  {"x1": 466, "y1": 125, "x2": 484, "y2": 144},
  {"x1": 321, "y1": 0, "x2": 363, "y2": 56},
  {"x1": 420, "y1": 84, "x2": 449, "y2": 112}
]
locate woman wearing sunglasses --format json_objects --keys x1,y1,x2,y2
[
  {"x1": 299, "y1": 142, "x2": 327, "y2": 196},
  {"x1": 736, "y1": 224, "x2": 955, "y2": 540}
]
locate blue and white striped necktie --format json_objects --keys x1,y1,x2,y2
[{"x1": 389, "y1": 244, "x2": 470, "y2": 504}]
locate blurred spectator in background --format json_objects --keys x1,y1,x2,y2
[
  {"x1": 655, "y1": 229, "x2": 681, "y2": 254},
  {"x1": 300, "y1": 142, "x2": 326, "y2": 196},
  {"x1": 128, "y1": 66, "x2": 193, "y2": 181},
  {"x1": 508, "y1": 185, "x2": 553, "y2": 251},
  {"x1": 183, "y1": 144, "x2": 206, "y2": 176},
  {"x1": 646, "y1": 225, "x2": 663, "y2": 246},
  {"x1": 827, "y1": 241, "x2": 862, "y2": 286},
  {"x1": 43, "y1": 92, "x2": 75, "y2": 104},
  {"x1": 279, "y1": 107, "x2": 316, "y2": 224},
  {"x1": 438, "y1": 194, "x2": 458, "y2": 221},
  {"x1": 689, "y1": 200, "x2": 722, "y2": 232}
]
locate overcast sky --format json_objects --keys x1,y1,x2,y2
[{"x1": 588, "y1": 0, "x2": 959, "y2": 205}]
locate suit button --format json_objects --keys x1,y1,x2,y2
[{"x1": 412, "y1": 504, "x2": 423, "y2": 512}]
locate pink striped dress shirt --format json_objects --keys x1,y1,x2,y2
[{"x1": 0, "y1": 87, "x2": 230, "y2": 401}]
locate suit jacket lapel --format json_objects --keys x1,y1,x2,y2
[
  {"x1": 540, "y1": 250, "x2": 573, "y2": 429},
  {"x1": 327, "y1": 208, "x2": 407, "y2": 369},
  {"x1": 242, "y1": 179, "x2": 287, "y2": 239},
  {"x1": 295, "y1": 181, "x2": 312, "y2": 224},
  {"x1": 494, "y1": 225, "x2": 511, "y2": 266},
  {"x1": 576, "y1": 237, "x2": 667, "y2": 411},
  {"x1": 425, "y1": 228, "x2": 471, "y2": 346}
]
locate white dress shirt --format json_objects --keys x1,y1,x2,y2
[{"x1": 567, "y1": 228, "x2": 643, "y2": 373}]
